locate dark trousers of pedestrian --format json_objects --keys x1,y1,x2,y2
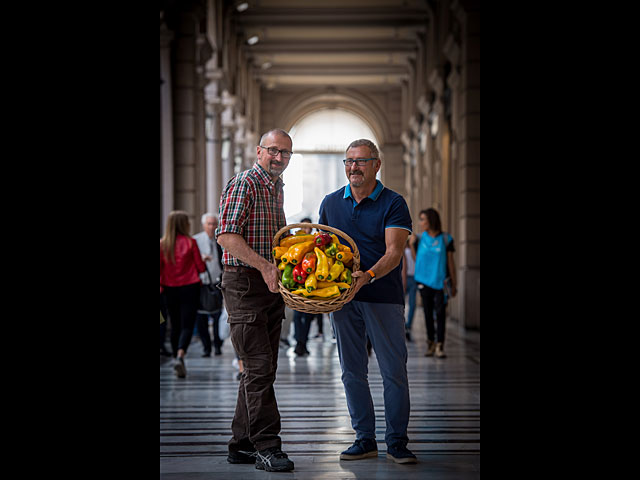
[
  {"x1": 162, "y1": 282, "x2": 201, "y2": 356},
  {"x1": 221, "y1": 269, "x2": 286, "y2": 454},
  {"x1": 314, "y1": 313, "x2": 323, "y2": 335},
  {"x1": 196, "y1": 309, "x2": 223, "y2": 355},
  {"x1": 418, "y1": 284, "x2": 447, "y2": 344},
  {"x1": 160, "y1": 291, "x2": 170, "y2": 353},
  {"x1": 293, "y1": 310, "x2": 312, "y2": 353}
]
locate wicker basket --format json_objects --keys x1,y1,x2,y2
[{"x1": 272, "y1": 223, "x2": 360, "y2": 314}]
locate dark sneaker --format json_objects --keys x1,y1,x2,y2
[
  {"x1": 254, "y1": 447, "x2": 294, "y2": 472},
  {"x1": 227, "y1": 449, "x2": 257, "y2": 464},
  {"x1": 340, "y1": 438, "x2": 378, "y2": 460},
  {"x1": 174, "y1": 357, "x2": 186, "y2": 378},
  {"x1": 386, "y1": 443, "x2": 417, "y2": 464}
]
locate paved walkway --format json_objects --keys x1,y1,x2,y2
[{"x1": 160, "y1": 306, "x2": 480, "y2": 479}]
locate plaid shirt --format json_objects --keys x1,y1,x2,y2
[{"x1": 215, "y1": 162, "x2": 286, "y2": 267}]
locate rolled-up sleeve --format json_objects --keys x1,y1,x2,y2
[{"x1": 216, "y1": 177, "x2": 255, "y2": 239}]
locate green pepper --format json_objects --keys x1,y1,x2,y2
[
  {"x1": 281, "y1": 263, "x2": 296, "y2": 289},
  {"x1": 325, "y1": 242, "x2": 338, "y2": 258},
  {"x1": 340, "y1": 268, "x2": 352, "y2": 285}
]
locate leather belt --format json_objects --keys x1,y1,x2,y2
[{"x1": 223, "y1": 265, "x2": 258, "y2": 273}]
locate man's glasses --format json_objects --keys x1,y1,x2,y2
[
  {"x1": 343, "y1": 158, "x2": 377, "y2": 167},
  {"x1": 261, "y1": 146, "x2": 293, "y2": 159}
]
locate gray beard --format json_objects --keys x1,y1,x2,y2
[
  {"x1": 269, "y1": 163, "x2": 284, "y2": 176},
  {"x1": 349, "y1": 173, "x2": 364, "y2": 187}
]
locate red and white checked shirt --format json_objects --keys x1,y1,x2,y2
[{"x1": 215, "y1": 162, "x2": 286, "y2": 267}]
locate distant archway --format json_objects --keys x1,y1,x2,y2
[
  {"x1": 279, "y1": 88, "x2": 390, "y2": 146},
  {"x1": 283, "y1": 108, "x2": 381, "y2": 224}
]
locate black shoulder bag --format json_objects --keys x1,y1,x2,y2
[{"x1": 199, "y1": 266, "x2": 223, "y2": 313}]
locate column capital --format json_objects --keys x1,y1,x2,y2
[
  {"x1": 409, "y1": 115, "x2": 420, "y2": 136},
  {"x1": 204, "y1": 81, "x2": 222, "y2": 109},
  {"x1": 443, "y1": 33, "x2": 461, "y2": 66},
  {"x1": 160, "y1": 21, "x2": 173, "y2": 48},
  {"x1": 428, "y1": 68, "x2": 444, "y2": 96},
  {"x1": 416, "y1": 95, "x2": 431, "y2": 116},
  {"x1": 400, "y1": 131, "x2": 412, "y2": 149}
]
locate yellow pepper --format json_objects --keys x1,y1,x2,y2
[
  {"x1": 280, "y1": 247, "x2": 293, "y2": 264},
  {"x1": 305, "y1": 273, "x2": 317, "y2": 292},
  {"x1": 278, "y1": 261, "x2": 287, "y2": 271},
  {"x1": 327, "y1": 260, "x2": 345, "y2": 281},
  {"x1": 273, "y1": 246, "x2": 288, "y2": 260},
  {"x1": 287, "y1": 240, "x2": 315, "y2": 265},
  {"x1": 337, "y1": 243, "x2": 351, "y2": 253},
  {"x1": 335, "y1": 250, "x2": 353, "y2": 263},
  {"x1": 291, "y1": 288, "x2": 312, "y2": 297},
  {"x1": 280, "y1": 234, "x2": 315, "y2": 248},
  {"x1": 314, "y1": 247, "x2": 329, "y2": 280},
  {"x1": 309, "y1": 285, "x2": 340, "y2": 298}
]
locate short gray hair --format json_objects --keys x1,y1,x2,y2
[
  {"x1": 346, "y1": 139, "x2": 380, "y2": 159},
  {"x1": 201, "y1": 212, "x2": 218, "y2": 225}
]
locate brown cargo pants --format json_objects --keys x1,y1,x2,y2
[{"x1": 220, "y1": 268, "x2": 286, "y2": 454}]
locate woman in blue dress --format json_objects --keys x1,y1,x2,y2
[{"x1": 413, "y1": 208, "x2": 457, "y2": 358}]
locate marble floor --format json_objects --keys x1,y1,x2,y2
[{"x1": 160, "y1": 306, "x2": 480, "y2": 479}]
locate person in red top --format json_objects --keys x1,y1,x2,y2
[{"x1": 160, "y1": 210, "x2": 206, "y2": 378}]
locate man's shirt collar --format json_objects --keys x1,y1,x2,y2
[
  {"x1": 344, "y1": 179, "x2": 384, "y2": 202},
  {"x1": 253, "y1": 162, "x2": 284, "y2": 188}
]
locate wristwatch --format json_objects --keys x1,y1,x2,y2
[{"x1": 366, "y1": 270, "x2": 376, "y2": 284}]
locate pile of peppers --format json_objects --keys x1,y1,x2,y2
[{"x1": 275, "y1": 227, "x2": 355, "y2": 299}]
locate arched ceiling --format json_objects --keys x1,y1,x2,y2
[{"x1": 231, "y1": 0, "x2": 430, "y2": 90}]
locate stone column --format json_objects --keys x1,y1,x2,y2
[
  {"x1": 172, "y1": 14, "x2": 199, "y2": 227},
  {"x1": 234, "y1": 114, "x2": 248, "y2": 171},
  {"x1": 221, "y1": 90, "x2": 237, "y2": 185},
  {"x1": 452, "y1": 1, "x2": 481, "y2": 331},
  {"x1": 244, "y1": 129, "x2": 258, "y2": 170},
  {"x1": 160, "y1": 20, "x2": 174, "y2": 234},
  {"x1": 205, "y1": 67, "x2": 223, "y2": 213}
]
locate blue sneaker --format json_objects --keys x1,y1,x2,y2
[
  {"x1": 340, "y1": 438, "x2": 378, "y2": 460},
  {"x1": 386, "y1": 443, "x2": 417, "y2": 464}
]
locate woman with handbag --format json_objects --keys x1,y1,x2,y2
[
  {"x1": 413, "y1": 208, "x2": 457, "y2": 358},
  {"x1": 160, "y1": 210, "x2": 207, "y2": 377}
]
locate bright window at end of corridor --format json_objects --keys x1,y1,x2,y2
[{"x1": 284, "y1": 108, "x2": 379, "y2": 224}]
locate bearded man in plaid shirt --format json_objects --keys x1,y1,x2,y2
[{"x1": 215, "y1": 128, "x2": 295, "y2": 472}]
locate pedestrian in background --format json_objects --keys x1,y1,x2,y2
[
  {"x1": 414, "y1": 208, "x2": 457, "y2": 358},
  {"x1": 160, "y1": 210, "x2": 207, "y2": 378},
  {"x1": 193, "y1": 212, "x2": 224, "y2": 356},
  {"x1": 402, "y1": 235, "x2": 417, "y2": 341}
]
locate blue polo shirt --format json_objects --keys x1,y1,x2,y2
[{"x1": 318, "y1": 180, "x2": 412, "y2": 305}]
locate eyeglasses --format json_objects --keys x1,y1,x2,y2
[
  {"x1": 260, "y1": 146, "x2": 293, "y2": 159},
  {"x1": 343, "y1": 158, "x2": 377, "y2": 167}
]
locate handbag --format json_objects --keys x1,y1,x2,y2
[{"x1": 199, "y1": 266, "x2": 223, "y2": 313}]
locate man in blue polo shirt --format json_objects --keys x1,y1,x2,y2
[{"x1": 318, "y1": 139, "x2": 417, "y2": 464}]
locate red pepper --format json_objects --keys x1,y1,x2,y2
[
  {"x1": 315, "y1": 232, "x2": 332, "y2": 247},
  {"x1": 293, "y1": 264, "x2": 308, "y2": 284},
  {"x1": 301, "y1": 252, "x2": 317, "y2": 273}
]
